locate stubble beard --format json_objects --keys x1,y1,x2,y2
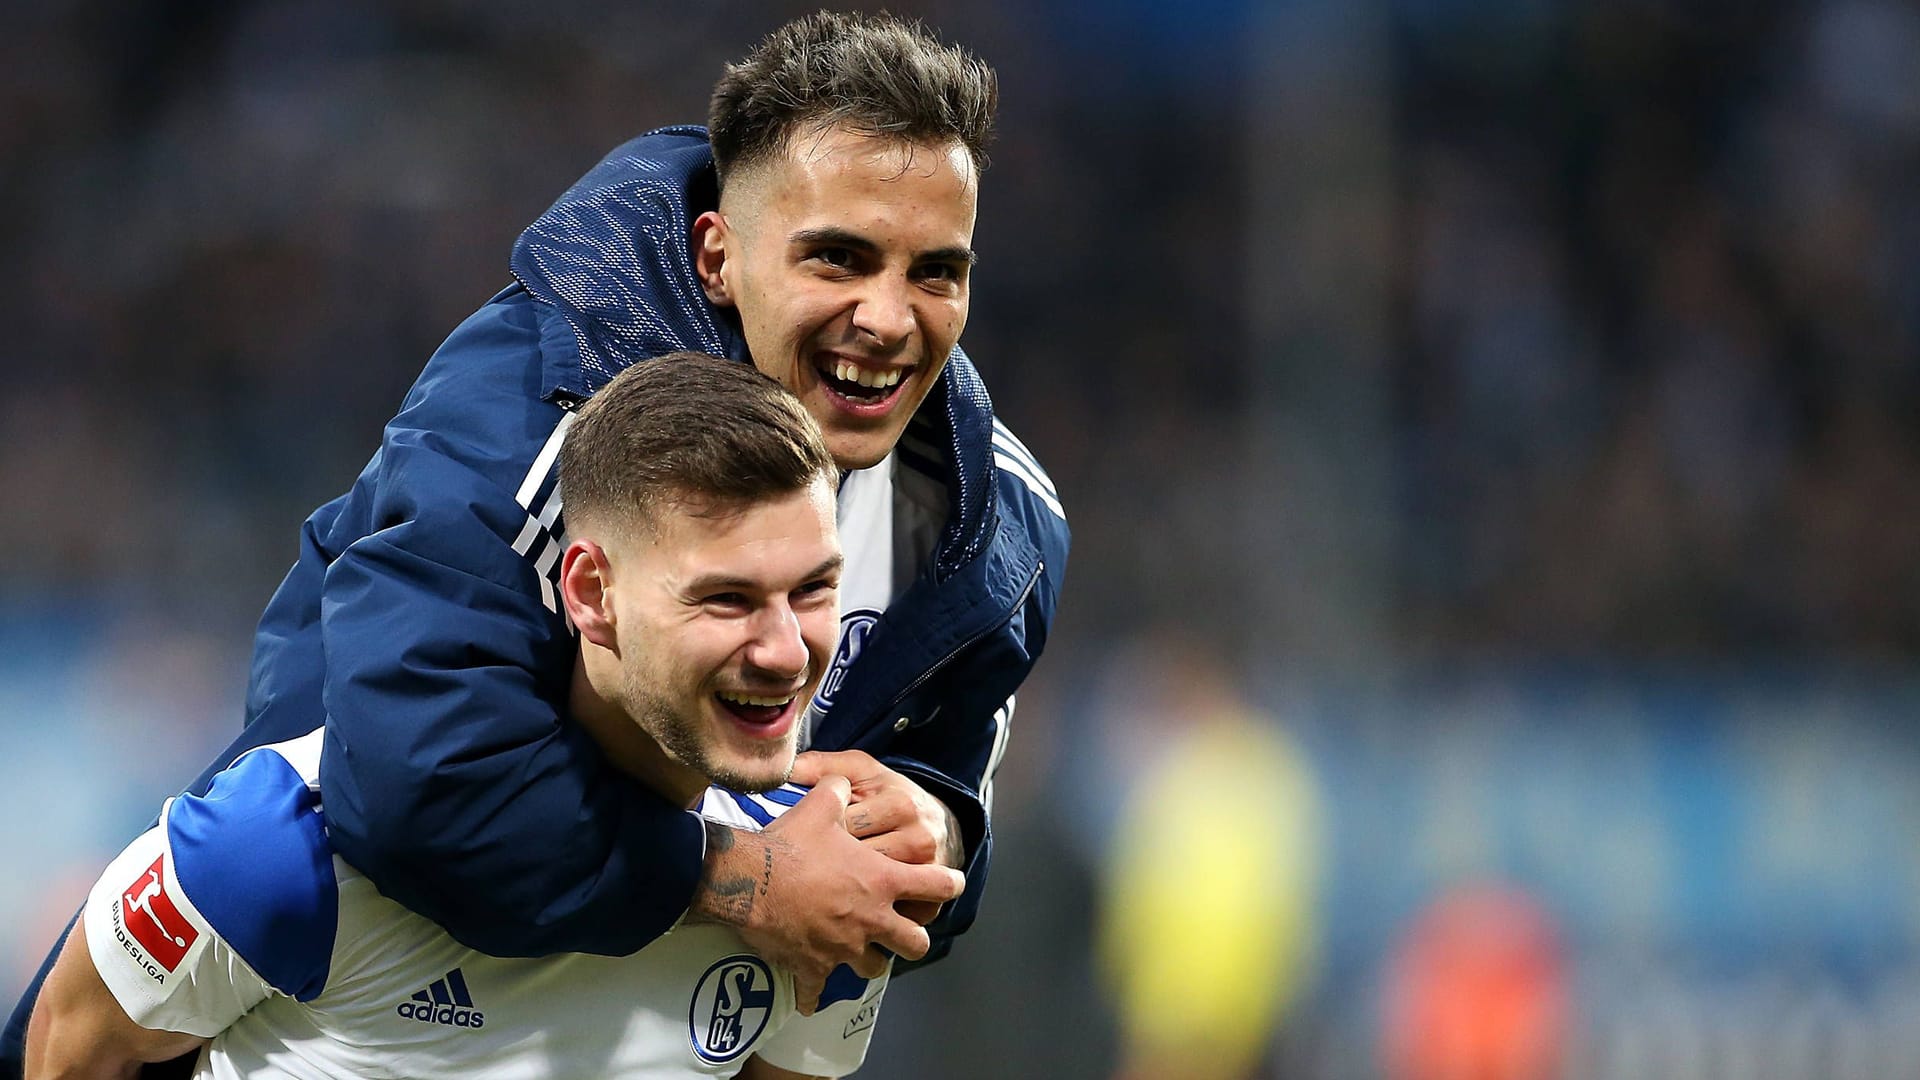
[{"x1": 627, "y1": 679, "x2": 795, "y2": 796}]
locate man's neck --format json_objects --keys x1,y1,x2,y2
[{"x1": 568, "y1": 657, "x2": 707, "y2": 809}]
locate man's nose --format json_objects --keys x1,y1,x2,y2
[
  {"x1": 851, "y1": 278, "x2": 916, "y2": 348},
  {"x1": 745, "y1": 602, "x2": 809, "y2": 680}
]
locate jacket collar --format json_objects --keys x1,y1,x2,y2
[{"x1": 917, "y1": 350, "x2": 1000, "y2": 579}]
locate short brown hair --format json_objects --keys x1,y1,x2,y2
[
  {"x1": 708, "y1": 10, "x2": 997, "y2": 191},
  {"x1": 560, "y1": 352, "x2": 836, "y2": 534}
]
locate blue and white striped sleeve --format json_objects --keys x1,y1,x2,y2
[{"x1": 81, "y1": 733, "x2": 338, "y2": 1036}]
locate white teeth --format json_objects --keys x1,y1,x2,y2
[
  {"x1": 717, "y1": 691, "x2": 794, "y2": 708},
  {"x1": 828, "y1": 360, "x2": 903, "y2": 389}
]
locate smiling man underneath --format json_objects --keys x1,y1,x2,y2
[{"x1": 27, "y1": 357, "x2": 921, "y2": 1079}]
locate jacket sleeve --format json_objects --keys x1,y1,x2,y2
[
  {"x1": 877, "y1": 746, "x2": 997, "y2": 971},
  {"x1": 314, "y1": 299, "x2": 705, "y2": 959}
]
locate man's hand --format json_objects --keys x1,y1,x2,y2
[
  {"x1": 685, "y1": 776, "x2": 964, "y2": 1015},
  {"x1": 787, "y1": 750, "x2": 966, "y2": 927},
  {"x1": 788, "y1": 750, "x2": 966, "y2": 870}
]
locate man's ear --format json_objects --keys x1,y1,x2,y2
[
  {"x1": 691, "y1": 210, "x2": 734, "y2": 307},
  {"x1": 560, "y1": 539, "x2": 619, "y2": 651}
]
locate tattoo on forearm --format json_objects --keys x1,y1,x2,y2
[
  {"x1": 696, "y1": 821, "x2": 754, "y2": 927},
  {"x1": 700, "y1": 877, "x2": 756, "y2": 927}
]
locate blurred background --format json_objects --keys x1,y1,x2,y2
[{"x1": 5, "y1": 1, "x2": 1920, "y2": 1077}]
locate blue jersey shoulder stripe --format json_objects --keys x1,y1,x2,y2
[
  {"x1": 725, "y1": 790, "x2": 776, "y2": 827},
  {"x1": 166, "y1": 748, "x2": 337, "y2": 1001},
  {"x1": 757, "y1": 785, "x2": 805, "y2": 807}
]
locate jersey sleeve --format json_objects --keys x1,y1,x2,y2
[
  {"x1": 753, "y1": 966, "x2": 890, "y2": 1076},
  {"x1": 80, "y1": 740, "x2": 337, "y2": 1037}
]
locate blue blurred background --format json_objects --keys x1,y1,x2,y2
[{"x1": 6, "y1": 1, "x2": 1920, "y2": 1077}]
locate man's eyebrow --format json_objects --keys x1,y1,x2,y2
[
  {"x1": 684, "y1": 554, "x2": 845, "y2": 595},
  {"x1": 789, "y1": 227, "x2": 976, "y2": 266},
  {"x1": 921, "y1": 245, "x2": 979, "y2": 267}
]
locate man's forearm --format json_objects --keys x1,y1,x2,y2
[
  {"x1": 687, "y1": 819, "x2": 779, "y2": 930},
  {"x1": 25, "y1": 918, "x2": 206, "y2": 1079}
]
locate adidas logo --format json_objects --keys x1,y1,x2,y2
[{"x1": 396, "y1": 968, "x2": 486, "y2": 1029}]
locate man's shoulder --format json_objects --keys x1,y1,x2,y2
[
  {"x1": 930, "y1": 352, "x2": 1068, "y2": 543},
  {"x1": 374, "y1": 284, "x2": 582, "y2": 532},
  {"x1": 79, "y1": 728, "x2": 340, "y2": 1040},
  {"x1": 166, "y1": 731, "x2": 339, "y2": 1000},
  {"x1": 509, "y1": 127, "x2": 740, "y2": 395},
  {"x1": 404, "y1": 286, "x2": 561, "y2": 419},
  {"x1": 986, "y1": 414, "x2": 1067, "y2": 529}
]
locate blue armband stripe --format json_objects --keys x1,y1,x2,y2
[{"x1": 167, "y1": 749, "x2": 337, "y2": 1001}]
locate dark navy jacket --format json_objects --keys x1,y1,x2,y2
[{"x1": 212, "y1": 127, "x2": 1066, "y2": 962}]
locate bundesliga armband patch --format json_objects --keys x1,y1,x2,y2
[
  {"x1": 84, "y1": 823, "x2": 216, "y2": 1025},
  {"x1": 114, "y1": 852, "x2": 200, "y2": 979}
]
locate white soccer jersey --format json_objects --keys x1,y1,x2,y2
[
  {"x1": 800, "y1": 448, "x2": 946, "y2": 748},
  {"x1": 82, "y1": 730, "x2": 888, "y2": 1079}
]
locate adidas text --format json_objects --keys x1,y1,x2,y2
[{"x1": 396, "y1": 1001, "x2": 486, "y2": 1028}]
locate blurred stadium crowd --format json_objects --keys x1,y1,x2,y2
[
  {"x1": 1386, "y1": 0, "x2": 1920, "y2": 656},
  {"x1": 4, "y1": 1, "x2": 1920, "y2": 1078}
]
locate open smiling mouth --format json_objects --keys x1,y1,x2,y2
[
  {"x1": 715, "y1": 689, "x2": 798, "y2": 729},
  {"x1": 816, "y1": 356, "x2": 911, "y2": 410}
]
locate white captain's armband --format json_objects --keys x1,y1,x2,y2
[{"x1": 82, "y1": 817, "x2": 274, "y2": 1037}]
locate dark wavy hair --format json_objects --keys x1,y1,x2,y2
[{"x1": 708, "y1": 10, "x2": 997, "y2": 191}]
